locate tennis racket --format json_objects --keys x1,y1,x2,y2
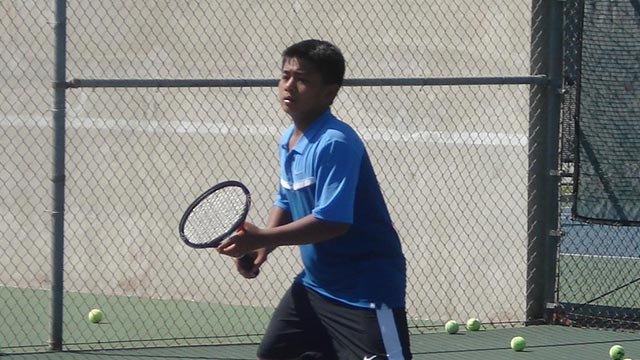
[
  {"x1": 179, "y1": 180, "x2": 258, "y2": 275},
  {"x1": 179, "y1": 180, "x2": 251, "y2": 248}
]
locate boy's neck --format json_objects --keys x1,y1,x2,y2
[{"x1": 291, "y1": 107, "x2": 329, "y2": 132}]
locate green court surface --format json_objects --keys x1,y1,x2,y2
[
  {"x1": 4, "y1": 286, "x2": 640, "y2": 359},
  {"x1": 1, "y1": 286, "x2": 268, "y2": 352},
  {"x1": 3, "y1": 326, "x2": 640, "y2": 359},
  {"x1": 558, "y1": 254, "x2": 640, "y2": 307}
]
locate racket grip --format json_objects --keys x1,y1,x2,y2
[
  {"x1": 238, "y1": 254, "x2": 260, "y2": 276},
  {"x1": 238, "y1": 254, "x2": 251, "y2": 263}
]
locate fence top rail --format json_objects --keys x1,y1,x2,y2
[{"x1": 66, "y1": 75, "x2": 548, "y2": 89}]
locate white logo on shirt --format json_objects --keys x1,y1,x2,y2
[{"x1": 280, "y1": 177, "x2": 316, "y2": 190}]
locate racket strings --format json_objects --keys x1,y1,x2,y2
[{"x1": 183, "y1": 186, "x2": 248, "y2": 245}]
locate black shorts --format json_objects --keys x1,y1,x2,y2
[{"x1": 257, "y1": 282, "x2": 412, "y2": 360}]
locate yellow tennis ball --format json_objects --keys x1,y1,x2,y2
[
  {"x1": 609, "y1": 345, "x2": 625, "y2": 360},
  {"x1": 445, "y1": 320, "x2": 459, "y2": 334},
  {"x1": 510, "y1": 336, "x2": 526, "y2": 351},
  {"x1": 88, "y1": 308, "x2": 104, "y2": 324},
  {"x1": 466, "y1": 318, "x2": 481, "y2": 331}
]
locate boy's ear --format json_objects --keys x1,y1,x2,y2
[{"x1": 323, "y1": 83, "x2": 341, "y2": 104}]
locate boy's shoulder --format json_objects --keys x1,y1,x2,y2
[
  {"x1": 319, "y1": 124, "x2": 364, "y2": 155},
  {"x1": 319, "y1": 112, "x2": 361, "y2": 142}
]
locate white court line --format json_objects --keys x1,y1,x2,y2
[
  {"x1": 560, "y1": 253, "x2": 640, "y2": 261},
  {"x1": 2, "y1": 114, "x2": 282, "y2": 138},
  {"x1": 358, "y1": 127, "x2": 527, "y2": 146},
  {"x1": 2, "y1": 114, "x2": 528, "y2": 146}
]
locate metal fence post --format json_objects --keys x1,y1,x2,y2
[
  {"x1": 49, "y1": 0, "x2": 67, "y2": 351},
  {"x1": 527, "y1": 0, "x2": 564, "y2": 324}
]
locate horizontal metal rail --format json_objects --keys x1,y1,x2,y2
[{"x1": 67, "y1": 75, "x2": 548, "y2": 88}]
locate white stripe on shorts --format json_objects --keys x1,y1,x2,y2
[{"x1": 375, "y1": 306, "x2": 405, "y2": 360}]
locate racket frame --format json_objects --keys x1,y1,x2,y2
[{"x1": 178, "y1": 180, "x2": 251, "y2": 249}]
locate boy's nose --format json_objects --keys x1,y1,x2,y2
[{"x1": 284, "y1": 77, "x2": 295, "y2": 90}]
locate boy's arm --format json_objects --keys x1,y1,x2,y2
[
  {"x1": 263, "y1": 205, "x2": 293, "y2": 254},
  {"x1": 218, "y1": 213, "x2": 349, "y2": 258},
  {"x1": 262, "y1": 214, "x2": 349, "y2": 247}
]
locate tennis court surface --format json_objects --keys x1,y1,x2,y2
[{"x1": 4, "y1": 326, "x2": 640, "y2": 359}]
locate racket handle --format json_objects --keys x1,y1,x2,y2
[
  {"x1": 238, "y1": 254, "x2": 250, "y2": 262},
  {"x1": 238, "y1": 254, "x2": 260, "y2": 276}
]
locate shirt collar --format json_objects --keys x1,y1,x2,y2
[{"x1": 282, "y1": 109, "x2": 332, "y2": 154}]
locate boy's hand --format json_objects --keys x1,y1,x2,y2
[
  {"x1": 218, "y1": 222, "x2": 268, "y2": 277},
  {"x1": 236, "y1": 250, "x2": 267, "y2": 279},
  {"x1": 217, "y1": 222, "x2": 258, "y2": 257}
]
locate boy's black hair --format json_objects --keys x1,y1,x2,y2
[{"x1": 282, "y1": 39, "x2": 345, "y2": 87}]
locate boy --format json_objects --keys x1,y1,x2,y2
[{"x1": 217, "y1": 39, "x2": 411, "y2": 360}]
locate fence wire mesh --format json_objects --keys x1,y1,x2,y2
[
  {"x1": 1, "y1": 1, "x2": 54, "y2": 353},
  {"x1": 0, "y1": 0, "x2": 595, "y2": 354}
]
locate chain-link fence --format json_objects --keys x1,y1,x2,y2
[{"x1": 1, "y1": 0, "x2": 620, "y2": 355}]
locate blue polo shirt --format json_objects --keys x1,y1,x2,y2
[{"x1": 274, "y1": 109, "x2": 406, "y2": 309}]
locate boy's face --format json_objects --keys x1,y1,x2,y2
[{"x1": 278, "y1": 57, "x2": 339, "y2": 121}]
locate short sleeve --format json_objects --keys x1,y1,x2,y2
[
  {"x1": 311, "y1": 136, "x2": 363, "y2": 223},
  {"x1": 273, "y1": 182, "x2": 290, "y2": 211}
]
